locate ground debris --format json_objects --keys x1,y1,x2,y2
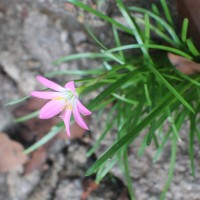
[{"x1": 0, "y1": 133, "x2": 27, "y2": 173}]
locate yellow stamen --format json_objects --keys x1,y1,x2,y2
[
  {"x1": 53, "y1": 96, "x2": 73, "y2": 111},
  {"x1": 66, "y1": 104, "x2": 73, "y2": 110},
  {"x1": 53, "y1": 96, "x2": 65, "y2": 100}
]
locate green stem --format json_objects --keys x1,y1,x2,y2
[
  {"x1": 159, "y1": 135, "x2": 177, "y2": 200},
  {"x1": 124, "y1": 151, "x2": 136, "y2": 200}
]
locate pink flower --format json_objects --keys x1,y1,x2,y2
[{"x1": 31, "y1": 76, "x2": 92, "y2": 136}]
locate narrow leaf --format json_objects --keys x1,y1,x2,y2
[{"x1": 24, "y1": 126, "x2": 63, "y2": 154}]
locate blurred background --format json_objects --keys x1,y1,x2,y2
[{"x1": 0, "y1": 0, "x2": 200, "y2": 199}]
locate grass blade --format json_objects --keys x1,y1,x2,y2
[
  {"x1": 135, "y1": 18, "x2": 174, "y2": 45},
  {"x1": 112, "y1": 25, "x2": 125, "y2": 60},
  {"x1": 5, "y1": 96, "x2": 30, "y2": 107},
  {"x1": 24, "y1": 125, "x2": 63, "y2": 154},
  {"x1": 123, "y1": 151, "x2": 136, "y2": 200},
  {"x1": 160, "y1": 0, "x2": 173, "y2": 26},
  {"x1": 85, "y1": 26, "x2": 107, "y2": 50},
  {"x1": 67, "y1": 0, "x2": 132, "y2": 34},
  {"x1": 144, "y1": 83, "x2": 152, "y2": 106},
  {"x1": 116, "y1": 0, "x2": 148, "y2": 57},
  {"x1": 159, "y1": 134, "x2": 177, "y2": 200},
  {"x1": 96, "y1": 156, "x2": 118, "y2": 183},
  {"x1": 144, "y1": 13, "x2": 150, "y2": 47},
  {"x1": 45, "y1": 69, "x2": 105, "y2": 77},
  {"x1": 189, "y1": 112, "x2": 196, "y2": 176},
  {"x1": 186, "y1": 39, "x2": 200, "y2": 56},
  {"x1": 107, "y1": 43, "x2": 192, "y2": 59},
  {"x1": 112, "y1": 93, "x2": 138, "y2": 105},
  {"x1": 153, "y1": 108, "x2": 186, "y2": 162},
  {"x1": 128, "y1": 6, "x2": 180, "y2": 44},
  {"x1": 181, "y1": 18, "x2": 189, "y2": 42},
  {"x1": 86, "y1": 83, "x2": 190, "y2": 175},
  {"x1": 87, "y1": 70, "x2": 139, "y2": 110},
  {"x1": 53, "y1": 52, "x2": 121, "y2": 65},
  {"x1": 14, "y1": 111, "x2": 39, "y2": 123}
]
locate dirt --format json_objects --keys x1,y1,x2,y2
[{"x1": 0, "y1": 0, "x2": 200, "y2": 200}]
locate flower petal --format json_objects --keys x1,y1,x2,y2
[
  {"x1": 62, "y1": 109, "x2": 72, "y2": 136},
  {"x1": 39, "y1": 100, "x2": 64, "y2": 119},
  {"x1": 37, "y1": 76, "x2": 65, "y2": 92},
  {"x1": 65, "y1": 81, "x2": 75, "y2": 92},
  {"x1": 77, "y1": 100, "x2": 92, "y2": 115},
  {"x1": 73, "y1": 104, "x2": 89, "y2": 130},
  {"x1": 31, "y1": 91, "x2": 60, "y2": 99}
]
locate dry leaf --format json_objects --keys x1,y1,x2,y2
[
  {"x1": 81, "y1": 178, "x2": 99, "y2": 200},
  {"x1": 24, "y1": 146, "x2": 47, "y2": 175},
  {"x1": 0, "y1": 133, "x2": 27, "y2": 173},
  {"x1": 168, "y1": 53, "x2": 200, "y2": 75},
  {"x1": 13, "y1": 98, "x2": 60, "y2": 174}
]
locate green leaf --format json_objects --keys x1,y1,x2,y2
[
  {"x1": 87, "y1": 122, "x2": 114, "y2": 157},
  {"x1": 86, "y1": 83, "x2": 191, "y2": 175},
  {"x1": 67, "y1": 0, "x2": 132, "y2": 34},
  {"x1": 5, "y1": 96, "x2": 30, "y2": 106},
  {"x1": 128, "y1": 6, "x2": 180, "y2": 44},
  {"x1": 45, "y1": 69, "x2": 105, "y2": 77},
  {"x1": 189, "y1": 112, "x2": 196, "y2": 176},
  {"x1": 154, "y1": 131, "x2": 170, "y2": 163},
  {"x1": 147, "y1": 64, "x2": 194, "y2": 113},
  {"x1": 96, "y1": 156, "x2": 118, "y2": 183},
  {"x1": 107, "y1": 43, "x2": 192, "y2": 59},
  {"x1": 167, "y1": 109, "x2": 181, "y2": 141},
  {"x1": 85, "y1": 25, "x2": 107, "y2": 50},
  {"x1": 112, "y1": 93, "x2": 138, "y2": 105},
  {"x1": 153, "y1": 108, "x2": 186, "y2": 162},
  {"x1": 86, "y1": 104, "x2": 117, "y2": 157},
  {"x1": 173, "y1": 68, "x2": 200, "y2": 87},
  {"x1": 116, "y1": 0, "x2": 148, "y2": 58},
  {"x1": 144, "y1": 13, "x2": 150, "y2": 46},
  {"x1": 160, "y1": 0, "x2": 173, "y2": 26},
  {"x1": 53, "y1": 52, "x2": 122, "y2": 65},
  {"x1": 123, "y1": 151, "x2": 136, "y2": 200},
  {"x1": 14, "y1": 111, "x2": 39, "y2": 123},
  {"x1": 132, "y1": 99, "x2": 145, "y2": 125},
  {"x1": 147, "y1": 76, "x2": 156, "y2": 145},
  {"x1": 159, "y1": 134, "x2": 177, "y2": 200},
  {"x1": 112, "y1": 25, "x2": 124, "y2": 60},
  {"x1": 87, "y1": 70, "x2": 139, "y2": 110},
  {"x1": 138, "y1": 134, "x2": 149, "y2": 157},
  {"x1": 144, "y1": 84, "x2": 152, "y2": 106},
  {"x1": 151, "y1": 4, "x2": 163, "y2": 31},
  {"x1": 186, "y1": 39, "x2": 200, "y2": 56},
  {"x1": 181, "y1": 18, "x2": 189, "y2": 42},
  {"x1": 135, "y1": 18, "x2": 174, "y2": 45}
]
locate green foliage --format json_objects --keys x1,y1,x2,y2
[{"x1": 9, "y1": 0, "x2": 200, "y2": 199}]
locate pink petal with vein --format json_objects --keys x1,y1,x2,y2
[
  {"x1": 73, "y1": 105, "x2": 89, "y2": 130},
  {"x1": 77, "y1": 100, "x2": 92, "y2": 115},
  {"x1": 65, "y1": 81, "x2": 75, "y2": 92},
  {"x1": 37, "y1": 76, "x2": 65, "y2": 92},
  {"x1": 31, "y1": 91, "x2": 60, "y2": 99},
  {"x1": 39, "y1": 100, "x2": 64, "y2": 119},
  {"x1": 62, "y1": 109, "x2": 72, "y2": 136}
]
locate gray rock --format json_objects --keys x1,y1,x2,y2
[{"x1": 55, "y1": 179, "x2": 82, "y2": 200}]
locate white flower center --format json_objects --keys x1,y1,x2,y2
[{"x1": 54, "y1": 90, "x2": 77, "y2": 111}]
